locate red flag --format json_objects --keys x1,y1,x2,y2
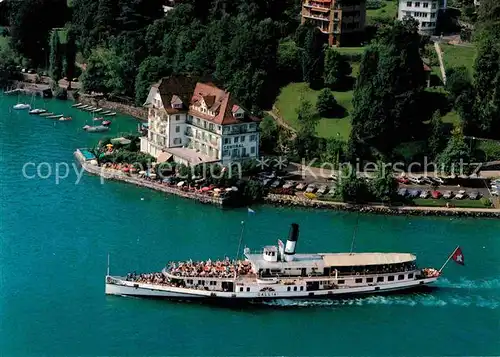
[{"x1": 452, "y1": 247, "x2": 465, "y2": 265}]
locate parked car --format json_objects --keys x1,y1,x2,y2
[
  {"x1": 398, "y1": 188, "x2": 408, "y2": 197},
  {"x1": 422, "y1": 177, "x2": 434, "y2": 185},
  {"x1": 432, "y1": 177, "x2": 444, "y2": 185},
  {"x1": 492, "y1": 190, "x2": 499, "y2": 196},
  {"x1": 328, "y1": 187, "x2": 336, "y2": 197},
  {"x1": 408, "y1": 189, "x2": 421, "y2": 198},
  {"x1": 419, "y1": 190, "x2": 430, "y2": 199},
  {"x1": 455, "y1": 190, "x2": 467, "y2": 200},
  {"x1": 305, "y1": 184, "x2": 317, "y2": 193},
  {"x1": 270, "y1": 179, "x2": 283, "y2": 189},
  {"x1": 468, "y1": 191, "x2": 480, "y2": 200},
  {"x1": 431, "y1": 190, "x2": 442, "y2": 199},
  {"x1": 442, "y1": 191, "x2": 453, "y2": 199},
  {"x1": 282, "y1": 181, "x2": 297, "y2": 190},
  {"x1": 397, "y1": 176, "x2": 409, "y2": 184},
  {"x1": 295, "y1": 182, "x2": 308, "y2": 191},
  {"x1": 409, "y1": 176, "x2": 424, "y2": 184},
  {"x1": 262, "y1": 178, "x2": 273, "y2": 187},
  {"x1": 328, "y1": 174, "x2": 338, "y2": 181},
  {"x1": 317, "y1": 185, "x2": 329, "y2": 195}
]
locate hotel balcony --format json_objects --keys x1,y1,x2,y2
[
  {"x1": 303, "y1": 2, "x2": 331, "y2": 11},
  {"x1": 302, "y1": 11, "x2": 331, "y2": 21}
]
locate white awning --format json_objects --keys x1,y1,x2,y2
[{"x1": 321, "y1": 253, "x2": 416, "y2": 267}]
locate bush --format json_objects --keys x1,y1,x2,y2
[
  {"x1": 366, "y1": 0, "x2": 382, "y2": 9},
  {"x1": 480, "y1": 197, "x2": 491, "y2": 207}
]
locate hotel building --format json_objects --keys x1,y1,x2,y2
[
  {"x1": 301, "y1": 0, "x2": 367, "y2": 47},
  {"x1": 140, "y1": 76, "x2": 260, "y2": 166},
  {"x1": 397, "y1": 0, "x2": 447, "y2": 34}
]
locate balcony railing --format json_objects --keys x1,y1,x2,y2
[{"x1": 302, "y1": 12, "x2": 331, "y2": 21}]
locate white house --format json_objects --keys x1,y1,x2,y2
[
  {"x1": 140, "y1": 76, "x2": 260, "y2": 166},
  {"x1": 397, "y1": 0, "x2": 447, "y2": 34}
]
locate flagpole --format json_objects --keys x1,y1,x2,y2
[
  {"x1": 438, "y1": 246, "x2": 459, "y2": 273},
  {"x1": 236, "y1": 221, "x2": 245, "y2": 261},
  {"x1": 107, "y1": 253, "x2": 110, "y2": 276}
]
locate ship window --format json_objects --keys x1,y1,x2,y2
[
  {"x1": 240, "y1": 287, "x2": 243, "y2": 292},
  {"x1": 366, "y1": 277, "x2": 374, "y2": 283},
  {"x1": 337, "y1": 280, "x2": 345, "y2": 284},
  {"x1": 398, "y1": 274, "x2": 405, "y2": 280},
  {"x1": 293, "y1": 286, "x2": 297, "y2": 291},
  {"x1": 377, "y1": 276, "x2": 384, "y2": 282},
  {"x1": 246, "y1": 287, "x2": 250, "y2": 292},
  {"x1": 300, "y1": 286, "x2": 304, "y2": 291},
  {"x1": 355, "y1": 278, "x2": 363, "y2": 283},
  {"x1": 388, "y1": 276, "x2": 395, "y2": 281},
  {"x1": 287, "y1": 287, "x2": 291, "y2": 291},
  {"x1": 198, "y1": 280, "x2": 202, "y2": 285},
  {"x1": 408, "y1": 273, "x2": 414, "y2": 279}
]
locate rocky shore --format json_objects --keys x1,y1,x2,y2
[{"x1": 265, "y1": 194, "x2": 500, "y2": 219}]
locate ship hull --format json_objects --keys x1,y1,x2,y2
[{"x1": 105, "y1": 276, "x2": 439, "y2": 303}]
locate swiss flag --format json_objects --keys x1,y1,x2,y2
[{"x1": 452, "y1": 247, "x2": 465, "y2": 265}]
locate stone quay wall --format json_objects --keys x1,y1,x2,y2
[
  {"x1": 75, "y1": 153, "x2": 226, "y2": 206},
  {"x1": 78, "y1": 95, "x2": 148, "y2": 120},
  {"x1": 265, "y1": 194, "x2": 500, "y2": 219}
]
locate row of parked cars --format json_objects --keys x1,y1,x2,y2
[
  {"x1": 490, "y1": 179, "x2": 500, "y2": 196},
  {"x1": 398, "y1": 188, "x2": 482, "y2": 200},
  {"x1": 397, "y1": 176, "x2": 444, "y2": 185}
]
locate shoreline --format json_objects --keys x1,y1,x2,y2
[
  {"x1": 264, "y1": 194, "x2": 500, "y2": 219},
  {"x1": 75, "y1": 152, "x2": 227, "y2": 206}
]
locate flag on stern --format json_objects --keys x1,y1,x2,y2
[
  {"x1": 452, "y1": 246, "x2": 465, "y2": 265},
  {"x1": 247, "y1": 207, "x2": 255, "y2": 215}
]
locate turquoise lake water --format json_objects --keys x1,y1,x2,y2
[{"x1": 0, "y1": 94, "x2": 499, "y2": 356}]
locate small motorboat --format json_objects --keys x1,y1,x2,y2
[
  {"x1": 93, "y1": 108, "x2": 103, "y2": 113},
  {"x1": 101, "y1": 110, "x2": 111, "y2": 115},
  {"x1": 79, "y1": 105, "x2": 89, "y2": 110},
  {"x1": 93, "y1": 117, "x2": 104, "y2": 121},
  {"x1": 39, "y1": 112, "x2": 54, "y2": 117},
  {"x1": 13, "y1": 103, "x2": 31, "y2": 110},
  {"x1": 102, "y1": 120, "x2": 112, "y2": 126},
  {"x1": 83, "y1": 125, "x2": 110, "y2": 133},
  {"x1": 29, "y1": 108, "x2": 47, "y2": 114},
  {"x1": 72, "y1": 102, "x2": 83, "y2": 107},
  {"x1": 59, "y1": 116, "x2": 72, "y2": 121},
  {"x1": 47, "y1": 114, "x2": 63, "y2": 119},
  {"x1": 104, "y1": 112, "x2": 116, "y2": 116}
]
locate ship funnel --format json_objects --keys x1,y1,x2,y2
[{"x1": 284, "y1": 223, "x2": 299, "y2": 262}]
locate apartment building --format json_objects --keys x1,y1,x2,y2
[
  {"x1": 397, "y1": 0, "x2": 447, "y2": 34},
  {"x1": 301, "y1": 0, "x2": 367, "y2": 46},
  {"x1": 140, "y1": 76, "x2": 260, "y2": 166}
]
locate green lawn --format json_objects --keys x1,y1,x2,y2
[
  {"x1": 0, "y1": 35, "x2": 9, "y2": 51},
  {"x1": 366, "y1": 0, "x2": 399, "y2": 24},
  {"x1": 275, "y1": 82, "x2": 353, "y2": 139},
  {"x1": 413, "y1": 198, "x2": 491, "y2": 208},
  {"x1": 441, "y1": 44, "x2": 476, "y2": 75},
  {"x1": 336, "y1": 47, "x2": 366, "y2": 55}
]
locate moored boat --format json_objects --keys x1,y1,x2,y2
[
  {"x1": 104, "y1": 112, "x2": 116, "y2": 116},
  {"x1": 72, "y1": 102, "x2": 83, "y2": 107},
  {"x1": 39, "y1": 112, "x2": 54, "y2": 117},
  {"x1": 83, "y1": 125, "x2": 110, "y2": 132},
  {"x1": 59, "y1": 116, "x2": 72, "y2": 121},
  {"x1": 102, "y1": 120, "x2": 111, "y2": 126},
  {"x1": 13, "y1": 103, "x2": 31, "y2": 110},
  {"x1": 93, "y1": 117, "x2": 104, "y2": 121},
  {"x1": 105, "y1": 223, "x2": 447, "y2": 303},
  {"x1": 47, "y1": 114, "x2": 63, "y2": 119},
  {"x1": 29, "y1": 108, "x2": 47, "y2": 115}
]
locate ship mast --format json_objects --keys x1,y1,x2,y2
[
  {"x1": 235, "y1": 221, "x2": 245, "y2": 261},
  {"x1": 349, "y1": 214, "x2": 359, "y2": 255}
]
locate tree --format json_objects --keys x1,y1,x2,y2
[
  {"x1": 437, "y1": 125, "x2": 471, "y2": 175},
  {"x1": 370, "y1": 162, "x2": 398, "y2": 202},
  {"x1": 299, "y1": 26, "x2": 325, "y2": 89},
  {"x1": 259, "y1": 116, "x2": 279, "y2": 153},
  {"x1": 64, "y1": 28, "x2": 77, "y2": 86},
  {"x1": 324, "y1": 47, "x2": 352, "y2": 90},
  {"x1": 337, "y1": 166, "x2": 370, "y2": 203},
  {"x1": 316, "y1": 88, "x2": 338, "y2": 117},
  {"x1": 277, "y1": 40, "x2": 301, "y2": 82},
  {"x1": 445, "y1": 66, "x2": 472, "y2": 102},
  {"x1": 296, "y1": 98, "x2": 318, "y2": 135},
  {"x1": 49, "y1": 31, "x2": 63, "y2": 80},
  {"x1": 135, "y1": 56, "x2": 172, "y2": 106},
  {"x1": 428, "y1": 110, "x2": 445, "y2": 159},
  {"x1": 81, "y1": 48, "x2": 118, "y2": 94}
]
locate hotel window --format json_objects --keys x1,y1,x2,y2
[
  {"x1": 293, "y1": 286, "x2": 297, "y2": 291},
  {"x1": 337, "y1": 279, "x2": 345, "y2": 284},
  {"x1": 223, "y1": 150, "x2": 229, "y2": 157},
  {"x1": 196, "y1": 118, "x2": 200, "y2": 125},
  {"x1": 187, "y1": 115, "x2": 193, "y2": 123},
  {"x1": 250, "y1": 135, "x2": 256, "y2": 141},
  {"x1": 300, "y1": 286, "x2": 304, "y2": 291},
  {"x1": 250, "y1": 147, "x2": 256, "y2": 154},
  {"x1": 377, "y1": 276, "x2": 384, "y2": 282},
  {"x1": 240, "y1": 287, "x2": 243, "y2": 292},
  {"x1": 366, "y1": 277, "x2": 374, "y2": 283},
  {"x1": 224, "y1": 138, "x2": 230, "y2": 144},
  {"x1": 174, "y1": 138, "x2": 181, "y2": 145},
  {"x1": 398, "y1": 274, "x2": 405, "y2": 280},
  {"x1": 240, "y1": 136, "x2": 245, "y2": 142},
  {"x1": 175, "y1": 115, "x2": 180, "y2": 121},
  {"x1": 234, "y1": 137, "x2": 239, "y2": 143},
  {"x1": 423, "y1": 2, "x2": 428, "y2": 7},
  {"x1": 407, "y1": 1, "x2": 412, "y2": 6},
  {"x1": 242, "y1": 148, "x2": 247, "y2": 156},
  {"x1": 218, "y1": 125, "x2": 221, "y2": 131},
  {"x1": 388, "y1": 276, "x2": 395, "y2": 282},
  {"x1": 408, "y1": 273, "x2": 414, "y2": 279},
  {"x1": 432, "y1": 2, "x2": 436, "y2": 8},
  {"x1": 203, "y1": 121, "x2": 207, "y2": 129},
  {"x1": 175, "y1": 125, "x2": 180, "y2": 133},
  {"x1": 246, "y1": 287, "x2": 250, "y2": 292},
  {"x1": 287, "y1": 287, "x2": 291, "y2": 291},
  {"x1": 415, "y1": 1, "x2": 420, "y2": 6},
  {"x1": 355, "y1": 278, "x2": 363, "y2": 284}
]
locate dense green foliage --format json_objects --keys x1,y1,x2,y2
[
  {"x1": 316, "y1": 89, "x2": 338, "y2": 117},
  {"x1": 324, "y1": 47, "x2": 352, "y2": 90},
  {"x1": 49, "y1": 31, "x2": 63, "y2": 80},
  {"x1": 437, "y1": 126, "x2": 471, "y2": 174}
]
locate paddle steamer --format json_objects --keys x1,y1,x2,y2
[{"x1": 105, "y1": 224, "x2": 441, "y2": 300}]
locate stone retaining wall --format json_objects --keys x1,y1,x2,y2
[
  {"x1": 264, "y1": 194, "x2": 500, "y2": 219},
  {"x1": 76, "y1": 153, "x2": 226, "y2": 206},
  {"x1": 78, "y1": 95, "x2": 148, "y2": 120}
]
